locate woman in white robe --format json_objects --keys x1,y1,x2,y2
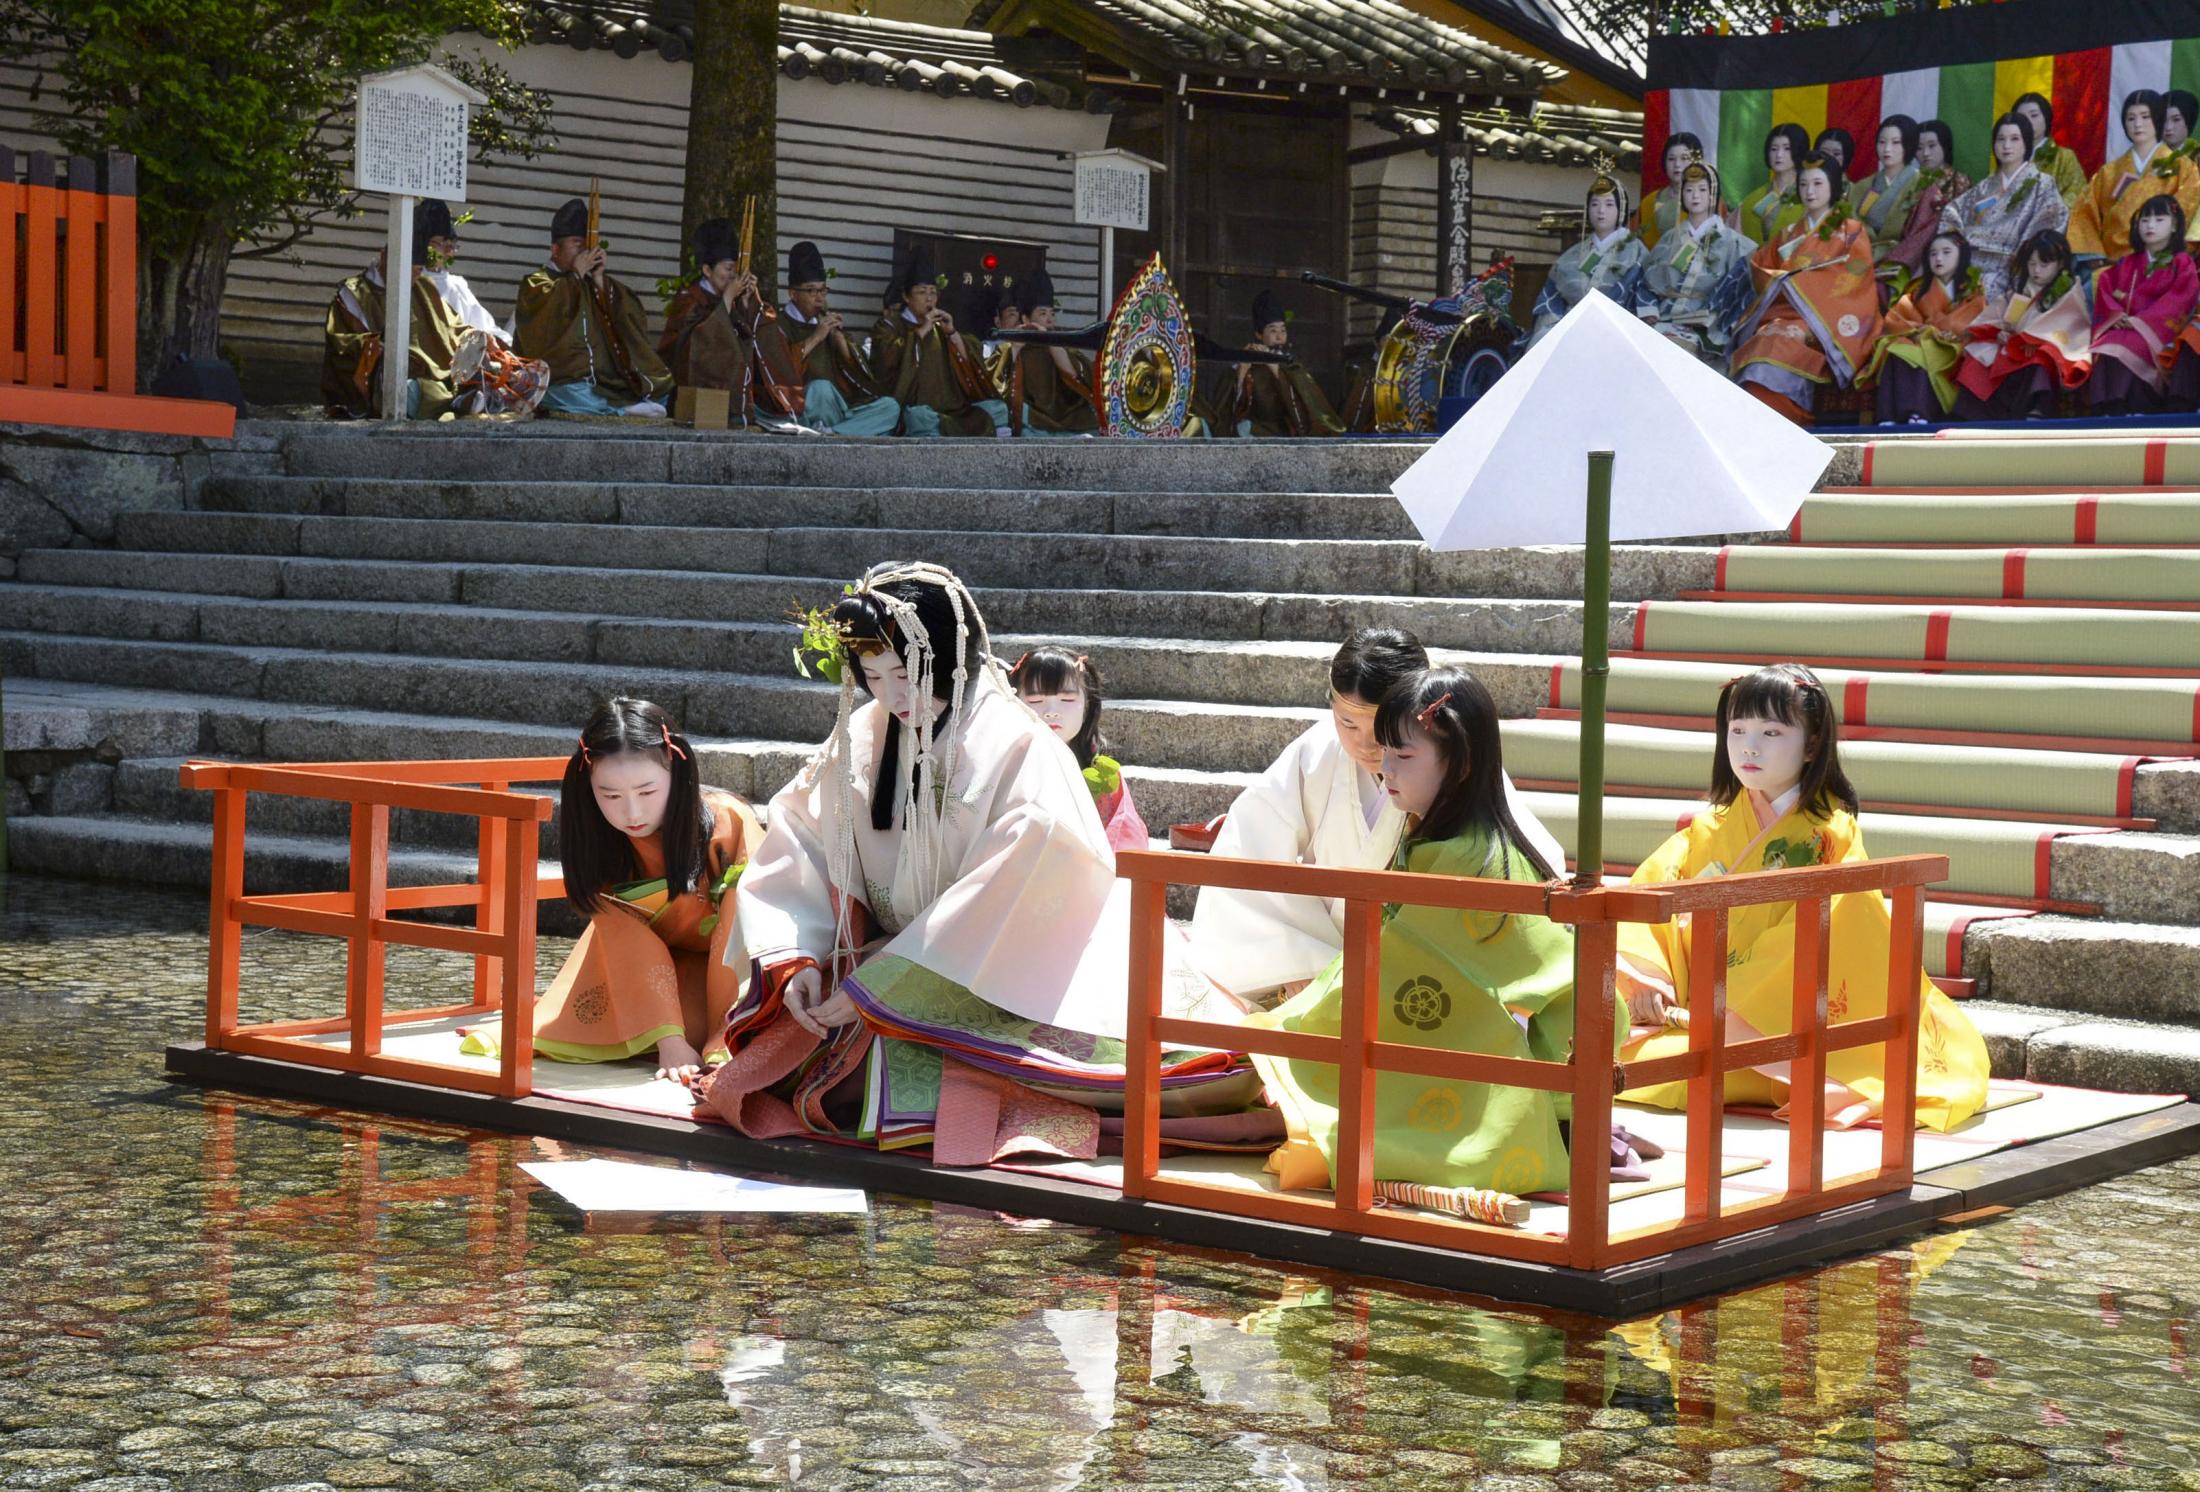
[
  {"x1": 705, "y1": 562, "x2": 1248, "y2": 1156},
  {"x1": 1188, "y1": 628, "x2": 1565, "y2": 1004}
]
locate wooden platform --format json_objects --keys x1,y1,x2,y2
[{"x1": 164, "y1": 1040, "x2": 2200, "y2": 1316}]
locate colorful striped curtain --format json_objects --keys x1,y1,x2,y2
[{"x1": 1645, "y1": 2, "x2": 2200, "y2": 191}]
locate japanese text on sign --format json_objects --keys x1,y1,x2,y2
[
  {"x1": 356, "y1": 83, "x2": 471, "y2": 200},
  {"x1": 1074, "y1": 159, "x2": 1150, "y2": 231}
]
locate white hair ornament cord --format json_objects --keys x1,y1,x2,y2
[{"x1": 821, "y1": 562, "x2": 998, "y2": 971}]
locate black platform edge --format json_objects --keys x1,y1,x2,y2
[{"x1": 163, "y1": 1042, "x2": 2200, "y2": 1317}]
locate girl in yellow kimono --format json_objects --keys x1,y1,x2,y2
[
  {"x1": 531, "y1": 697, "x2": 762, "y2": 1083},
  {"x1": 1250, "y1": 669, "x2": 1612, "y2": 1199},
  {"x1": 1615, "y1": 665, "x2": 1990, "y2": 1132},
  {"x1": 2067, "y1": 89, "x2": 2200, "y2": 269}
]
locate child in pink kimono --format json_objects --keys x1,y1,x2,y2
[
  {"x1": 2086, "y1": 193, "x2": 2200, "y2": 415},
  {"x1": 1011, "y1": 647, "x2": 1149, "y2": 853}
]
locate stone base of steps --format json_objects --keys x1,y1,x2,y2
[{"x1": 1965, "y1": 1001, "x2": 2200, "y2": 1096}]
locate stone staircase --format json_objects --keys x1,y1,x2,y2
[{"x1": 3, "y1": 420, "x2": 2196, "y2": 1093}]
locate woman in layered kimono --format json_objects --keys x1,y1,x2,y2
[
  {"x1": 1954, "y1": 229, "x2": 2090, "y2": 420},
  {"x1": 1247, "y1": 670, "x2": 1612, "y2": 1199},
  {"x1": 2068, "y1": 91, "x2": 2200, "y2": 271},
  {"x1": 1636, "y1": 132, "x2": 1719, "y2": 251},
  {"x1": 2013, "y1": 93, "x2": 2089, "y2": 211},
  {"x1": 1741, "y1": 123, "x2": 1811, "y2": 245},
  {"x1": 1731, "y1": 154, "x2": 1881, "y2": 425},
  {"x1": 705, "y1": 562, "x2": 1248, "y2": 1156},
  {"x1": 1938, "y1": 112, "x2": 2070, "y2": 294},
  {"x1": 1616, "y1": 666, "x2": 1990, "y2": 1133},
  {"x1": 527, "y1": 698, "x2": 762, "y2": 1083},
  {"x1": 2087, "y1": 195, "x2": 2200, "y2": 415},
  {"x1": 1884, "y1": 120, "x2": 1973, "y2": 279},
  {"x1": 1632, "y1": 159, "x2": 1756, "y2": 364},
  {"x1": 1846, "y1": 114, "x2": 1928, "y2": 280},
  {"x1": 1528, "y1": 171, "x2": 1646, "y2": 346},
  {"x1": 1010, "y1": 647, "x2": 1146, "y2": 852},
  {"x1": 1864, "y1": 231, "x2": 1987, "y2": 424}
]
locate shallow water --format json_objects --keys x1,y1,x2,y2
[{"x1": 1, "y1": 869, "x2": 2195, "y2": 1492}]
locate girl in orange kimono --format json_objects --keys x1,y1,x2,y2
[
  {"x1": 1954, "y1": 229, "x2": 2089, "y2": 420},
  {"x1": 1615, "y1": 665, "x2": 1990, "y2": 1133},
  {"x1": 533, "y1": 697, "x2": 762, "y2": 1083},
  {"x1": 1731, "y1": 153, "x2": 1882, "y2": 425},
  {"x1": 1010, "y1": 646, "x2": 1149, "y2": 854},
  {"x1": 2067, "y1": 90, "x2": 2200, "y2": 270},
  {"x1": 1865, "y1": 231, "x2": 1987, "y2": 423}
]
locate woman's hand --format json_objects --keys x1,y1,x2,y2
[{"x1": 783, "y1": 966, "x2": 860, "y2": 1037}]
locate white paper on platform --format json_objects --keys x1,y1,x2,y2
[
  {"x1": 1389, "y1": 289, "x2": 1835, "y2": 551},
  {"x1": 519, "y1": 1159, "x2": 869, "y2": 1214}
]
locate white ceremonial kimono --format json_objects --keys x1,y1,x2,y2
[
  {"x1": 1188, "y1": 722, "x2": 1570, "y2": 998},
  {"x1": 423, "y1": 268, "x2": 510, "y2": 341}
]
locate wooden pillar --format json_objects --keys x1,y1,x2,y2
[
  {"x1": 1434, "y1": 102, "x2": 1472, "y2": 297},
  {"x1": 1160, "y1": 83, "x2": 1187, "y2": 271}
]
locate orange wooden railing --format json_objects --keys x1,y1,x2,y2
[
  {"x1": 0, "y1": 146, "x2": 234, "y2": 437},
  {"x1": 1116, "y1": 847, "x2": 1945, "y2": 1273},
  {"x1": 182, "y1": 756, "x2": 567, "y2": 1099}
]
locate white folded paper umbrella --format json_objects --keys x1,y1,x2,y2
[{"x1": 1389, "y1": 289, "x2": 1833, "y2": 882}]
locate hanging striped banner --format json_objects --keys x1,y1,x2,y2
[{"x1": 1645, "y1": 0, "x2": 2200, "y2": 192}]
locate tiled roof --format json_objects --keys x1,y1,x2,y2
[
  {"x1": 983, "y1": 0, "x2": 1566, "y2": 97},
  {"x1": 1367, "y1": 100, "x2": 1642, "y2": 167}
]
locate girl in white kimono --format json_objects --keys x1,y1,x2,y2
[
  {"x1": 1631, "y1": 159, "x2": 1756, "y2": 364},
  {"x1": 704, "y1": 562, "x2": 1248, "y2": 1158},
  {"x1": 1188, "y1": 627, "x2": 1565, "y2": 1005},
  {"x1": 1528, "y1": 171, "x2": 1648, "y2": 348}
]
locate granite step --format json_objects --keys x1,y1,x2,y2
[
  {"x1": 0, "y1": 582, "x2": 1640, "y2": 674},
  {"x1": 111, "y1": 509, "x2": 1725, "y2": 602}
]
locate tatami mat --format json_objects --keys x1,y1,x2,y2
[
  {"x1": 1637, "y1": 599, "x2": 2200, "y2": 671},
  {"x1": 1719, "y1": 545, "x2": 2200, "y2": 604},
  {"x1": 1794, "y1": 490, "x2": 2200, "y2": 545}
]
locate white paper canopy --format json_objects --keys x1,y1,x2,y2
[{"x1": 1390, "y1": 289, "x2": 1834, "y2": 551}]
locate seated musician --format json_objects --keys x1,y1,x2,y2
[
  {"x1": 656, "y1": 215, "x2": 760, "y2": 418},
  {"x1": 323, "y1": 200, "x2": 551, "y2": 420},
  {"x1": 746, "y1": 241, "x2": 902, "y2": 436},
  {"x1": 1009, "y1": 269, "x2": 1099, "y2": 436},
  {"x1": 870, "y1": 243, "x2": 1010, "y2": 437},
  {"x1": 1231, "y1": 289, "x2": 1345, "y2": 436},
  {"x1": 513, "y1": 197, "x2": 675, "y2": 418}
]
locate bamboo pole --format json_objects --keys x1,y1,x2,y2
[{"x1": 1573, "y1": 449, "x2": 1614, "y2": 889}]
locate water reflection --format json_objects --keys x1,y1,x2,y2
[{"x1": 3, "y1": 869, "x2": 2198, "y2": 1490}]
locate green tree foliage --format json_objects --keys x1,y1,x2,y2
[{"x1": 0, "y1": 0, "x2": 558, "y2": 387}]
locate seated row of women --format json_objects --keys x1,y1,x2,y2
[
  {"x1": 1539, "y1": 131, "x2": 2200, "y2": 422},
  {"x1": 522, "y1": 564, "x2": 1990, "y2": 1210}
]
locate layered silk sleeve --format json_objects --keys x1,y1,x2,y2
[
  {"x1": 1189, "y1": 728, "x2": 1341, "y2": 996},
  {"x1": 732, "y1": 742, "x2": 846, "y2": 973}
]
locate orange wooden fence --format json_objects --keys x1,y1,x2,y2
[
  {"x1": 182, "y1": 756, "x2": 567, "y2": 1099},
  {"x1": 1117, "y1": 847, "x2": 1945, "y2": 1273},
  {"x1": 0, "y1": 147, "x2": 234, "y2": 437},
  {"x1": 186, "y1": 752, "x2": 1945, "y2": 1277}
]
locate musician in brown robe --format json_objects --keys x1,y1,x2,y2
[
  {"x1": 320, "y1": 222, "x2": 464, "y2": 421},
  {"x1": 869, "y1": 242, "x2": 1009, "y2": 436},
  {"x1": 1230, "y1": 288, "x2": 1346, "y2": 436},
  {"x1": 657, "y1": 215, "x2": 759, "y2": 416},
  {"x1": 513, "y1": 196, "x2": 674, "y2": 418},
  {"x1": 1009, "y1": 268, "x2": 1099, "y2": 435},
  {"x1": 746, "y1": 240, "x2": 901, "y2": 434}
]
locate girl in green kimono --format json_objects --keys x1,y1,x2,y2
[
  {"x1": 1632, "y1": 159, "x2": 1757, "y2": 364},
  {"x1": 1741, "y1": 122, "x2": 1812, "y2": 245},
  {"x1": 1848, "y1": 114, "x2": 1928, "y2": 280},
  {"x1": 1249, "y1": 668, "x2": 1596, "y2": 1199}
]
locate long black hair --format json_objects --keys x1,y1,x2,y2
[
  {"x1": 1875, "y1": 113, "x2": 1920, "y2": 170},
  {"x1": 1709, "y1": 664, "x2": 1858, "y2": 819},
  {"x1": 2013, "y1": 90, "x2": 2055, "y2": 141},
  {"x1": 833, "y1": 573, "x2": 984, "y2": 832},
  {"x1": 1991, "y1": 109, "x2": 2036, "y2": 163},
  {"x1": 1009, "y1": 645, "x2": 1107, "y2": 767},
  {"x1": 1374, "y1": 668, "x2": 1556, "y2": 881},
  {"x1": 2134, "y1": 193, "x2": 2188, "y2": 256},
  {"x1": 1329, "y1": 625, "x2": 1428, "y2": 704},
  {"x1": 1764, "y1": 121, "x2": 1811, "y2": 175},
  {"x1": 2169, "y1": 89, "x2": 2200, "y2": 141},
  {"x1": 1919, "y1": 118, "x2": 1959, "y2": 168},
  {"x1": 560, "y1": 697, "x2": 706, "y2": 914},
  {"x1": 1925, "y1": 229, "x2": 1974, "y2": 295},
  {"x1": 1813, "y1": 126, "x2": 1856, "y2": 177},
  {"x1": 2009, "y1": 228, "x2": 2073, "y2": 295},
  {"x1": 2123, "y1": 88, "x2": 2167, "y2": 142}
]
